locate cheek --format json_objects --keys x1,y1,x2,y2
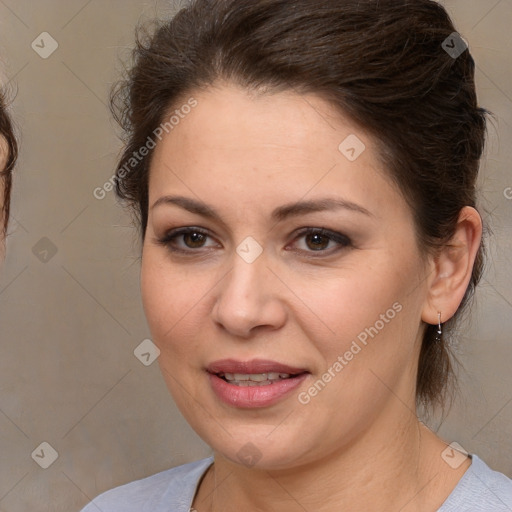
[
  {"x1": 141, "y1": 251, "x2": 163, "y2": 328},
  {"x1": 294, "y1": 251, "x2": 425, "y2": 375},
  {"x1": 140, "y1": 251, "x2": 195, "y2": 405},
  {"x1": 140, "y1": 248, "x2": 213, "y2": 354},
  {"x1": 292, "y1": 264, "x2": 404, "y2": 341},
  {"x1": 141, "y1": 250, "x2": 185, "y2": 347}
]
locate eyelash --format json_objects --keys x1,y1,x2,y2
[{"x1": 156, "y1": 227, "x2": 352, "y2": 257}]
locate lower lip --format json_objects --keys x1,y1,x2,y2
[{"x1": 208, "y1": 373, "x2": 309, "y2": 408}]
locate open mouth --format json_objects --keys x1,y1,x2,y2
[
  {"x1": 207, "y1": 360, "x2": 310, "y2": 407},
  {"x1": 216, "y1": 371, "x2": 305, "y2": 386}
]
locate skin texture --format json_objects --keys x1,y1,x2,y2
[{"x1": 141, "y1": 83, "x2": 482, "y2": 511}]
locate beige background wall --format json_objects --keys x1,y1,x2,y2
[{"x1": 0, "y1": 1, "x2": 510, "y2": 510}]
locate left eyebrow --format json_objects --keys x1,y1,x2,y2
[{"x1": 271, "y1": 197, "x2": 373, "y2": 222}]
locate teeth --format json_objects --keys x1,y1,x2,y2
[
  {"x1": 234, "y1": 381, "x2": 271, "y2": 386},
  {"x1": 221, "y1": 372, "x2": 292, "y2": 384},
  {"x1": 247, "y1": 373, "x2": 267, "y2": 382}
]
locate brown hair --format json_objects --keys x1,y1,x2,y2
[
  {"x1": 110, "y1": 0, "x2": 488, "y2": 409},
  {"x1": 0, "y1": 87, "x2": 16, "y2": 236}
]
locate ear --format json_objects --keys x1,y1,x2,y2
[{"x1": 421, "y1": 206, "x2": 483, "y2": 325}]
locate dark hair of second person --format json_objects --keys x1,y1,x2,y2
[{"x1": 0, "y1": 88, "x2": 16, "y2": 236}]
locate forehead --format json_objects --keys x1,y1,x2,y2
[
  {"x1": 147, "y1": 84, "x2": 403, "y2": 219},
  {"x1": 167, "y1": 85, "x2": 353, "y2": 153}
]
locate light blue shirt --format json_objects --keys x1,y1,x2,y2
[{"x1": 81, "y1": 454, "x2": 512, "y2": 511}]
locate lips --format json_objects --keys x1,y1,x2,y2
[
  {"x1": 207, "y1": 358, "x2": 307, "y2": 375},
  {"x1": 206, "y1": 358, "x2": 309, "y2": 408}
]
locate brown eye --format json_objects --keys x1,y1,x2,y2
[
  {"x1": 182, "y1": 231, "x2": 207, "y2": 248},
  {"x1": 304, "y1": 232, "x2": 331, "y2": 251},
  {"x1": 291, "y1": 228, "x2": 352, "y2": 256},
  {"x1": 157, "y1": 227, "x2": 218, "y2": 253}
]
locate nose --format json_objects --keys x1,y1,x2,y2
[{"x1": 211, "y1": 252, "x2": 287, "y2": 339}]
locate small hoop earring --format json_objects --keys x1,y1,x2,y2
[{"x1": 435, "y1": 312, "x2": 442, "y2": 342}]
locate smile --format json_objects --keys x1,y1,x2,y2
[
  {"x1": 219, "y1": 372, "x2": 293, "y2": 385},
  {"x1": 206, "y1": 359, "x2": 309, "y2": 407}
]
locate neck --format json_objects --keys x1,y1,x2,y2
[{"x1": 195, "y1": 404, "x2": 469, "y2": 512}]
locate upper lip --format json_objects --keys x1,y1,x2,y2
[{"x1": 207, "y1": 358, "x2": 308, "y2": 375}]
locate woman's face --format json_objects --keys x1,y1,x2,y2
[{"x1": 141, "y1": 83, "x2": 433, "y2": 470}]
